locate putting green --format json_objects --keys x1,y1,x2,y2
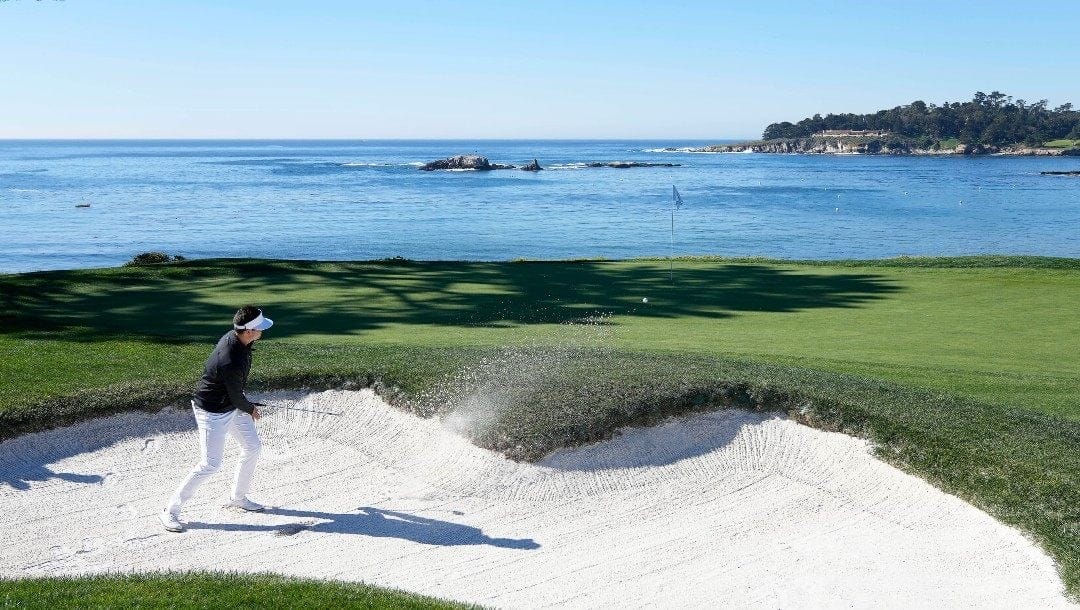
[{"x1": 2, "y1": 257, "x2": 1078, "y2": 419}]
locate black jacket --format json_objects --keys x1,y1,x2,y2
[{"x1": 193, "y1": 331, "x2": 256, "y2": 414}]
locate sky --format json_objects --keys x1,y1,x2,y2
[{"x1": 2, "y1": 1, "x2": 1078, "y2": 139}]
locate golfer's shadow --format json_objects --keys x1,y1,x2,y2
[
  {"x1": 0, "y1": 464, "x2": 103, "y2": 491},
  {"x1": 192, "y1": 506, "x2": 540, "y2": 550}
]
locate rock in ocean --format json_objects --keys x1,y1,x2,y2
[{"x1": 420, "y1": 155, "x2": 515, "y2": 171}]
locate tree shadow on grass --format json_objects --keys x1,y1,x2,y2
[
  {"x1": 0, "y1": 259, "x2": 902, "y2": 342},
  {"x1": 189, "y1": 505, "x2": 540, "y2": 550}
]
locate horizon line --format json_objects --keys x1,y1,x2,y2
[{"x1": 0, "y1": 136, "x2": 752, "y2": 142}]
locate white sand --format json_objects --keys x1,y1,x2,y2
[{"x1": 0, "y1": 389, "x2": 1072, "y2": 608}]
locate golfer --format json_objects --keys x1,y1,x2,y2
[{"x1": 159, "y1": 305, "x2": 273, "y2": 533}]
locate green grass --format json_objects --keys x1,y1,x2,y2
[
  {"x1": 936, "y1": 137, "x2": 961, "y2": 149},
  {"x1": 0, "y1": 572, "x2": 475, "y2": 609},
  {"x1": 1, "y1": 256, "x2": 1078, "y2": 600},
  {"x1": 3, "y1": 256, "x2": 1078, "y2": 420},
  {"x1": 1044, "y1": 139, "x2": 1080, "y2": 149}
]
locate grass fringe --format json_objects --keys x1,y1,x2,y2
[{"x1": 0, "y1": 571, "x2": 477, "y2": 609}]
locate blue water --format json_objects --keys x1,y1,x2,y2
[{"x1": 1, "y1": 140, "x2": 1078, "y2": 272}]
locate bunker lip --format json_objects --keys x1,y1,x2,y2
[{"x1": 0, "y1": 389, "x2": 1073, "y2": 608}]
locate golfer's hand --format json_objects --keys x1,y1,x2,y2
[{"x1": 251, "y1": 407, "x2": 262, "y2": 421}]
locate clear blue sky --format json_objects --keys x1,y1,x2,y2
[{"x1": 2, "y1": 0, "x2": 1078, "y2": 139}]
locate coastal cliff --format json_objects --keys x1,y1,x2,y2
[
  {"x1": 717, "y1": 92, "x2": 1080, "y2": 156},
  {"x1": 673, "y1": 137, "x2": 1080, "y2": 156}
]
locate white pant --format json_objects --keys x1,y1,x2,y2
[{"x1": 166, "y1": 402, "x2": 262, "y2": 515}]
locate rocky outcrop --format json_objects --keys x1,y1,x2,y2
[
  {"x1": 585, "y1": 161, "x2": 682, "y2": 168},
  {"x1": 673, "y1": 138, "x2": 1078, "y2": 156},
  {"x1": 1006, "y1": 147, "x2": 1080, "y2": 156},
  {"x1": 419, "y1": 157, "x2": 687, "y2": 171},
  {"x1": 1041, "y1": 170, "x2": 1080, "y2": 175},
  {"x1": 420, "y1": 155, "x2": 515, "y2": 171},
  {"x1": 675, "y1": 137, "x2": 911, "y2": 155},
  {"x1": 952, "y1": 143, "x2": 1000, "y2": 155},
  {"x1": 939, "y1": 144, "x2": 1080, "y2": 156}
]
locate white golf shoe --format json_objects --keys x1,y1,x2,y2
[
  {"x1": 158, "y1": 510, "x2": 185, "y2": 533},
  {"x1": 226, "y1": 496, "x2": 266, "y2": 512}
]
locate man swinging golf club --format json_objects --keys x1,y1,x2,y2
[{"x1": 159, "y1": 305, "x2": 273, "y2": 533}]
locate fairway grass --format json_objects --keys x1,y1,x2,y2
[
  {"x1": 1044, "y1": 139, "x2": 1080, "y2": 149},
  {"x1": 1, "y1": 256, "x2": 1078, "y2": 600}
]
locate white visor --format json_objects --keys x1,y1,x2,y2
[{"x1": 235, "y1": 310, "x2": 273, "y2": 331}]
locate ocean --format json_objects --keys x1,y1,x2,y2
[{"x1": 1, "y1": 139, "x2": 1078, "y2": 273}]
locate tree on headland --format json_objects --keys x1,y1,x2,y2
[{"x1": 762, "y1": 92, "x2": 1080, "y2": 147}]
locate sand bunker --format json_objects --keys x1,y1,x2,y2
[{"x1": 0, "y1": 389, "x2": 1072, "y2": 608}]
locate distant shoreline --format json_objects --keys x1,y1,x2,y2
[{"x1": 665, "y1": 137, "x2": 1079, "y2": 156}]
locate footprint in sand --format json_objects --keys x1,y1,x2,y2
[{"x1": 49, "y1": 538, "x2": 102, "y2": 563}]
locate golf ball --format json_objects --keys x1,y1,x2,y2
[{"x1": 642, "y1": 297, "x2": 648, "y2": 303}]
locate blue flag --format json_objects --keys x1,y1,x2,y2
[{"x1": 672, "y1": 185, "x2": 683, "y2": 209}]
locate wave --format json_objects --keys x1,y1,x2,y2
[
  {"x1": 203, "y1": 158, "x2": 297, "y2": 166},
  {"x1": 684, "y1": 149, "x2": 750, "y2": 154},
  {"x1": 339, "y1": 161, "x2": 426, "y2": 168},
  {"x1": 643, "y1": 147, "x2": 741, "y2": 154},
  {"x1": 642, "y1": 147, "x2": 722, "y2": 153},
  {"x1": 0, "y1": 170, "x2": 49, "y2": 178},
  {"x1": 643, "y1": 146, "x2": 768, "y2": 154}
]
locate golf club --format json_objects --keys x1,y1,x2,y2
[{"x1": 254, "y1": 402, "x2": 343, "y2": 416}]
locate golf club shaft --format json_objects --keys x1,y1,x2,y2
[{"x1": 260, "y1": 404, "x2": 343, "y2": 416}]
